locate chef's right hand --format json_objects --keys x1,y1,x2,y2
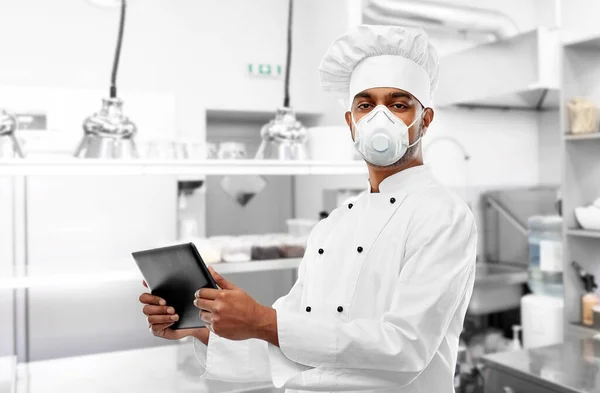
[{"x1": 139, "y1": 280, "x2": 210, "y2": 345}]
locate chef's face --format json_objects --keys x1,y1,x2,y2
[{"x1": 344, "y1": 87, "x2": 434, "y2": 167}]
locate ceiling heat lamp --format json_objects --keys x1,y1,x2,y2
[
  {"x1": 75, "y1": 0, "x2": 137, "y2": 158},
  {"x1": 255, "y1": 0, "x2": 308, "y2": 160}
]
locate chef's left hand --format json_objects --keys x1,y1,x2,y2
[{"x1": 194, "y1": 266, "x2": 272, "y2": 341}]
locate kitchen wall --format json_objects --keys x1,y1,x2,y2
[{"x1": 0, "y1": 0, "x2": 568, "y2": 360}]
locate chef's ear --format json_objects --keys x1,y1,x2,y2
[
  {"x1": 420, "y1": 107, "x2": 434, "y2": 136},
  {"x1": 345, "y1": 111, "x2": 355, "y2": 141}
]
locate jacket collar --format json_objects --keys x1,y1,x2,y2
[{"x1": 367, "y1": 164, "x2": 434, "y2": 194}]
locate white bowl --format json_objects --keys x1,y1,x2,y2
[{"x1": 575, "y1": 206, "x2": 600, "y2": 231}]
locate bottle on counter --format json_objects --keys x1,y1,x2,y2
[
  {"x1": 572, "y1": 261, "x2": 599, "y2": 327},
  {"x1": 509, "y1": 325, "x2": 522, "y2": 351},
  {"x1": 527, "y1": 215, "x2": 564, "y2": 297}
]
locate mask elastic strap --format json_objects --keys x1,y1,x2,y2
[{"x1": 407, "y1": 109, "x2": 426, "y2": 148}]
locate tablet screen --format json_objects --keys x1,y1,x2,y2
[{"x1": 132, "y1": 243, "x2": 218, "y2": 329}]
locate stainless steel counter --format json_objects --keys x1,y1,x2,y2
[
  {"x1": 483, "y1": 338, "x2": 600, "y2": 393},
  {"x1": 13, "y1": 344, "x2": 280, "y2": 393}
]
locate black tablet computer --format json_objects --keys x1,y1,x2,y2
[{"x1": 132, "y1": 242, "x2": 219, "y2": 330}]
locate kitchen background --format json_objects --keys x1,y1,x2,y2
[{"x1": 1, "y1": 0, "x2": 600, "y2": 392}]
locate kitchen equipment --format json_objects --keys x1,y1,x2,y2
[
  {"x1": 206, "y1": 142, "x2": 218, "y2": 159},
  {"x1": 468, "y1": 262, "x2": 528, "y2": 315},
  {"x1": 286, "y1": 218, "x2": 317, "y2": 237},
  {"x1": 255, "y1": 107, "x2": 308, "y2": 160},
  {"x1": 74, "y1": 0, "x2": 138, "y2": 159},
  {"x1": 509, "y1": 325, "x2": 522, "y2": 351},
  {"x1": 521, "y1": 294, "x2": 564, "y2": 349},
  {"x1": 220, "y1": 175, "x2": 266, "y2": 206},
  {"x1": 575, "y1": 206, "x2": 600, "y2": 230},
  {"x1": 528, "y1": 215, "x2": 563, "y2": 297},
  {"x1": 306, "y1": 126, "x2": 355, "y2": 161},
  {"x1": 255, "y1": 0, "x2": 309, "y2": 161},
  {"x1": 478, "y1": 187, "x2": 558, "y2": 315},
  {"x1": 0, "y1": 109, "x2": 25, "y2": 158},
  {"x1": 74, "y1": 98, "x2": 138, "y2": 158},
  {"x1": 567, "y1": 98, "x2": 599, "y2": 134},
  {"x1": 217, "y1": 142, "x2": 246, "y2": 159}
]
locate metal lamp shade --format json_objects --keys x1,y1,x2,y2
[
  {"x1": 74, "y1": 98, "x2": 138, "y2": 159},
  {"x1": 255, "y1": 107, "x2": 308, "y2": 160},
  {"x1": 0, "y1": 109, "x2": 25, "y2": 158}
]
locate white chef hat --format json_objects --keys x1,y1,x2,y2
[{"x1": 319, "y1": 25, "x2": 439, "y2": 109}]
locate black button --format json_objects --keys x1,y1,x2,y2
[
  {"x1": 357, "y1": 246, "x2": 363, "y2": 253},
  {"x1": 390, "y1": 197, "x2": 396, "y2": 204},
  {"x1": 337, "y1": 306, "x2": 344, "y2": 313},
  {"x1": 318, "y1": 248, "x2": 324, "y2": 255},
  {"x1": 348, "y1": 203, "x2": 353, "y2": 209},
  {"x1": 306, "y1": 306, "x2": 311, "y2": 312}
]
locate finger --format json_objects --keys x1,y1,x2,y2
[
  {"x1": 142, "y1": 305, "x2": 175, "y2": 316},
  {"x1": 193, "y1": 298, "x2": 215, "y2": 312},
  {"x1": 208, "y1": 266, "x2": 237, "y2": 290},
  {"x1": 139, "y1": 293, "x2": 166, "y2": 306},
  {"x1": 150, "y1": 322, "x2": 173, "y2": 336},
  {"x1": 199, "y1": 311, "x2": 213, "y2": 324},
  {"x1": 196, "y1": 288, "x2": 220, "y2": 300},
  {"x1": 142, "y1": 280, "x2": 148, "y2": 288},
  {"x1": 148, "y1": 314, "x2": 179, "y2": 324}
]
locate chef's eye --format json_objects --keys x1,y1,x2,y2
[
  {"x1": 390, "y1": 103, "x2": 408, "y2": 109},
  {"x1": 357, "y1": 103, "x2": 372, "y2": 110}
]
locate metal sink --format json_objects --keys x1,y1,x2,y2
[{"x1": 469, "y1": 262, "x2": 528, "y2": 316}]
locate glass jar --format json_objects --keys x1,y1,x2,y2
[{"x1": 528, "y1": 215, "x2": 563, "y2": 297}]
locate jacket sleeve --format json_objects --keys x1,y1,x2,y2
[
  {"x1": 193, "y1": 221, "x2": 320, "y2": 382},
  {"x1": 271, "y1": 204, "x2": 477, "y2": 388}
]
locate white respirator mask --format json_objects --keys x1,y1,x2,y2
[{"x1": 351, "y1": 105, "x2": 423, "y2": 167}]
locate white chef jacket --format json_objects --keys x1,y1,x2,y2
[{"x1": 194, "y1": 164, "x2": 477, "y2": 393}]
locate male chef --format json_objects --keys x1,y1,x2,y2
[{"x1": 140, "y1": 25, "x2": 477, "y2": 393}]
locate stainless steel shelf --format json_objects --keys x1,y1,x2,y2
[
  {"x1": 567, "y1": 229, "x2": 600, "y2": 239},
  {"x1": 0, "y1": 159, "x2": 367, "y2": 176},
  {"x1": 565, "y1": 133, "x2": 600, "y2": 141},
  {"x1": 0, "y1": 258, "x2": 302, "y2": 289}
]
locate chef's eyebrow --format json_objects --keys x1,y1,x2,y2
[
  {"x1": 390, "y1": 92, "x2": 411, "y2": 99},
  {"x1": 354, "y1": 92, "x2": 372, "y2": 100}
]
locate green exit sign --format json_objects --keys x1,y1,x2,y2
[{"x1": 248, "y1": 63, "x2": 283, "y2": 79}]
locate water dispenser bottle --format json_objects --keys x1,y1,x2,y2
[{"x1": 527, "y1": 215, "x2": 564, "y2": 297}]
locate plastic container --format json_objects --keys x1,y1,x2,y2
[
  {"x1": 278, "y1": 235, "x2": 307, "y2": 258},
  {"x1": 286, "y1": 219, "x2": 318, "y2": 237},
  {"x1": 192, "y1": 238, "x2": 221, "y2": 265},
  {"x1": 527, "y1": 215, "x2": 564, "y2": 297},
  {"x1": 207, "y1": 236, "x2": 235, "y2": 263},
  {"x1": 251, "y1": 235, "x2": 282, "y2": 260}
]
